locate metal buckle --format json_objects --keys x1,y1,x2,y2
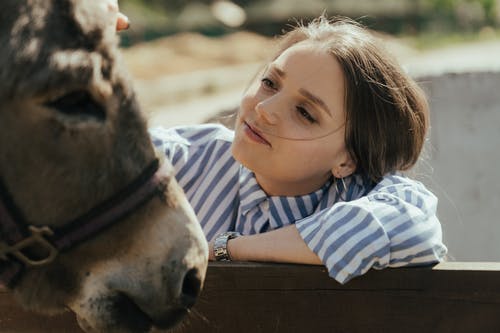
[{"x1": 0, "y1": 226, "x2": 58, "y2": 266}]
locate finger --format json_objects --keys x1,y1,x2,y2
[{"x1": 116, "y1": 12, "x2": 130, "y2": 31}]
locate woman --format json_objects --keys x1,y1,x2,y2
[{"x1": 119, "y1": 11, "x2": 447, "y2": 284}]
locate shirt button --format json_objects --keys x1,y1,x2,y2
[{"x1": 262, "y1": 201, "x2": 269, "y2": 211}]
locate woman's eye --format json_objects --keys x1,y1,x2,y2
[
  {"x1": 261, "y1": 78, "x2": 276, "y2": 90},
  {"x1": 297, "y1": 106, "x2": 316, "y2": 123}
]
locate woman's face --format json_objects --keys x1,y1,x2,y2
[{"x1": 232, "y1": 41, "x2": 354, "y2": 196}]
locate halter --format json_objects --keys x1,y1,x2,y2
[{"x1": 0, "y1": 158, "x2": 167, "y2": 288}]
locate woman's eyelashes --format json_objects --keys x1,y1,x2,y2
[
  {"x1": 296, "y1": 106, "x2": 316, "y2": 123},
  {"x1": 261, "y1": 77, "x2": 277, "y2": 90}
]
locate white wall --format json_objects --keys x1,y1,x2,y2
[{"x1": 414, "y1": 71, "x2": 500, "y2": 261}]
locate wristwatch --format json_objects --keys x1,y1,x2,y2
[{"x1": 213, "y1": 231, "x2": 241, "y2": 261}]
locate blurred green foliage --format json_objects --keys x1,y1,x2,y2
[
  {"x1": 424, "y1": 0, "x2": 499, "y2": 27},
  {"x1": 118, "y1": 0, "x2": 499, "y2": 45}
]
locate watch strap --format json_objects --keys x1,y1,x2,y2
[{"x1": 213, "y1": 231, "x2": 241, "y2": 261}]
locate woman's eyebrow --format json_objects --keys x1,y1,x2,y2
[
  {"x1": 299, "y1": 88, "x2": 332, "y2": 116},
  {"x1": 273, "y1": 67, "x2": 286, "y2": 78},
  {"x1": 270, "y1": 65, "x2": 332, "y2": 116}
]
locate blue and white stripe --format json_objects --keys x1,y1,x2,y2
[{"x1": 151, "y1": 124, "x2": 447, "y2": 284}]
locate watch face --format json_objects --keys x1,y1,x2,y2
[
  {"x1": 214, "y1": 247, "x2": 226, "y2": 257},
  {"x1": 214, "y1": 248, "x2": 229, "y2": 261}
]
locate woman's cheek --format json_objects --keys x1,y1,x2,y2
[{"x1": 239, "y1": 94, "x2": 254, "y2": 118}]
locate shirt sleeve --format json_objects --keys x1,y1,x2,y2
[
  {"x1": 149, "y1": 126, "x2": 192, "y2": 165},
  {"x1": 149, "y1": 124, "x2": 233, "y2": 168},
  {"x1": 295, "y1": 174, "x2": 447, "y2": 284}
]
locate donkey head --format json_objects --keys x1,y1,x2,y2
[{"x1": 0, "y1": 1, "x2": 208, "y2": 332}]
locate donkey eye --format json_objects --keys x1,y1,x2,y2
[{"x1": 44, "y1": 90, "x2": 106, "y2": 121}]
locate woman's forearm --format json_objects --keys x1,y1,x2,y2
[{"x1": 224, "y1": 225, "x2": 322, "y2": 265}]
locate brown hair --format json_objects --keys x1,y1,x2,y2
[{"x1": 273, "y1": 16, "x2": 429, "y2": 182}]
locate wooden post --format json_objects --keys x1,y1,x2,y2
[{"x1": 1, "y1": 262, "x2": 500, "y2": 332}]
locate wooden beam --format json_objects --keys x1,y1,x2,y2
[{"x1": 1, "y1": 262, "x2": 500, "y2": 332}]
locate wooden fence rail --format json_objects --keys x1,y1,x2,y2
[{"x1": 1, "y1": 262, "x2": 500, "y2": 332}]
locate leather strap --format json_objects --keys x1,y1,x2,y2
[{"x1": 0, "y1": 159, "x2": 168, "y2": 288}]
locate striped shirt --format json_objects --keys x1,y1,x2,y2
[{"x1": 151, "y1": 124, "x2": 447, "y2": 284}]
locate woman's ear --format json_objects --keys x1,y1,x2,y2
[{"x1": 331, "y1": 155, "x2": 356, "y2": 179}]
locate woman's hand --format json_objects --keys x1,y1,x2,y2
[
  {"x1": 116, "y1": 12, "x2": 129, "y2": 31},
  {"x1": 103, "y1": 0, "x2": 129, "y2": 31},
  {"x1": 208, "y1": 239, "x2": 216, "y2": 260}
]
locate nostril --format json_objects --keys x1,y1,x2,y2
[{"x1": 180, "y1": 268, "x2": 202, "y2": 308}]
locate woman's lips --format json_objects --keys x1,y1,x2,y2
[{"x1": 243, "y1": 121, "x2": 271, "y2": 146}]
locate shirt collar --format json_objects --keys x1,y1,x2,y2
[
  {"x1": 238, "y1": 166, "x2": 267, "y2": 216},
  {"x1": 238, "y1": 165, "x2": 333, "y2": 226},
  {"x1": 267, "y1": 178, "x2": 333, "y2": 229}
]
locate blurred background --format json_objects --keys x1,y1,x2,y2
[
  {"x1": 118, "y1": 0, "x2": 500, "y2": 124},
  {"x1": 119, "y1": 0, "x2": 500, "y2": 43},
  {"x1": 117, "y1": 0, "x2": 500, "y2": 263}
]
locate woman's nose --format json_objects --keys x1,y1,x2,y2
[{"x1": 255, "y1": 99, "x2": 279, "y2": 124}]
